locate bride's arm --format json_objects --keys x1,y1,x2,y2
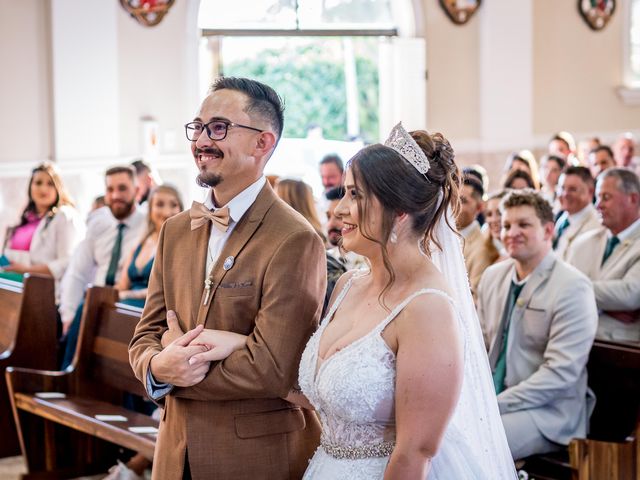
[
  {"x1": 384, "y1": 295, "x2": 463, "y2": 480},
  {"x1": 187, "y1": 329, "x2": 248, "y2": 363}
]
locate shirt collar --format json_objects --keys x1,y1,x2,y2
[
  {"x1": 204, "y1": 176, "x2": 266, "y2": 224},
  {"x1": 460, "y1": 220, "x2": 480, "y2": 239},
  {"x1": 566, "y1": 203, "x2": 594, "y2": 223},
  {"x1": 614, "y1": 217, "x2": 640, "y2": 242}
]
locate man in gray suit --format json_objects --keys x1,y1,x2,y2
[
  {"x1": 567, "y1": 168, "x2": 640, "y2": 344},
  {"x1": 553, "y1": 166, "x2": 600, "y2": 260},
  {"x1": 477, "y1": 190, "x2": 598, "y2": 460}
]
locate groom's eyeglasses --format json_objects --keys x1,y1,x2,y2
[{"x1": 184, "y1": 120, "x2": 264, "y2": 142}]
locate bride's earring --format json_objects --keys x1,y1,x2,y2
[{"x1": 390, "y1": 226, "x2": 398, "y2": 244}]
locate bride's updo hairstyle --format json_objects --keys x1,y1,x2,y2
[{"x1": 348, "y1": 130, "x2": 460, "y2": 301}]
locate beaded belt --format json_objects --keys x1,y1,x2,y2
[{"x1": 321, "y1": 441, "x2": 395, "y2": 460}]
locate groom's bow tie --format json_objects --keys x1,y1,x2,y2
[{"x1": 190, "y1": 201, "x2": 230, "y2": 232}]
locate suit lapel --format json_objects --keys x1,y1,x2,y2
[
  {"x1": 196, "y1": 183, "x2": 277, "y2": 325},
  {"x1": 601, "y1": 228, "x2": 639, "y2": 275},
  {"x1": 507, "y1": 252, "x2": 555, "y2": 352}
]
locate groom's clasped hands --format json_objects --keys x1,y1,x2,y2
[{"x1": 150, "y1": 310, "x2": 246, "y2": 387}]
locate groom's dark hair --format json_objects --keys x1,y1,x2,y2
[{"x1": 210, "y1": 77, "x2": 285, "y2": 142}]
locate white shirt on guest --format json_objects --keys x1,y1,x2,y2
[
  {"x1": 203, "y1": 176, "x2": 266, "y2": 278},
  {"x1": 58, "y1": 205, "x2": 146, "y2": 324}
]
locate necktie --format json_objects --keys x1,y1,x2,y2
[
  {"x1": 601, "y1": 235, "x2": 620, "y2": 265},
  {"x1": 190, "y1": 201, "x2": 230, "y2": 232},
  {"x1": 552, "y1": 217, "x2": 570, "y2": 249},
  {"x1": 490, "y1": 280, "x2": 526, "y2": 394},
  {"x1": 105, "y1": 223, "x2": 125, "y2": 286}
]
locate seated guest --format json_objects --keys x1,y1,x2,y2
[
  {"x1": 59, "y1": 166, "x2": 145, "y2": 365},
  {"x1": 131, "y1": 159, "x2": 159, "y2": 206},
  {"x1": 463, "y1": 165, "x2": 489, "y2": 226},
  {"x1": 577, "y1": 137, "x2": 601, "y2": 165},
  {"x1": 1, "y1": 162, "x2": 83, "y2": 299},
  {"x1": 477, "y1": 189, "x2": 597, "y2": 460},
  {"x1": 539, "y1": 154, "x2": 566, "y2": 207},
  {"x1": 503, "y1": 150, "x2": 540, "y2": 189},
  {"x1": 503, "y1": 169, "x2": 536, "y2": 190},
  {"x1": 324, "y1": 186, "x2": 367, "y2": 271},
  {"x1": 553, "y1": 166, "x2": 600, "y2": 260},
  {"x1": 567, "y1": 168, "x2": 640, "y2": 344},
  {"x1": 483, "y1": 190, "x2": 508, "y2": 263},
  {"x1": 549, "y1": 131, "x2": 577, "y2": 165},
  {"x1": 276, "y1": 179, "x2": 343, "y2": 314},
  {"x1": 319, "y1": 153, "x2": 344, "y2": 193},
  {"x1": 614, "y1": 133, "x2": 637, "y2": 168},
  {"x1": 276, "y1": 179, "x2": 326, "y2": 243},
  {"x1": 457, "y1": 175, "x2": 488, "y2": 294},
  {"x1": 116, "y1": 185, "x2": 183, "y2": 308},
  {"x1": 588, "y1": 145, "x2": 616, "y2": 179}
]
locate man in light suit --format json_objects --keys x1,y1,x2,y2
[
  {"x1": 457, "y1": 175, "x2": 489, "y2": 295},
  {"x1": 567, "y1": 168, "x2": 640, "y2": 344},
  {"x1": 129, "y1": 77, "x2": 326, "y2": 479},
  {"x1": 477, "y1": 189, "x2": 597, "y2": 460},
  {"x1": 553, "y1": 166, "x2": 600, "y2": 260}
]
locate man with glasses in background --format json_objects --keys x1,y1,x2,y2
[{"x1": 129, "y1": 77, "x2": 325, "y2": 479}]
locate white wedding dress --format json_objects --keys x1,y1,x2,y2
[{"x1": 299, "y1": 275, "x2": 514, "y2": 479}]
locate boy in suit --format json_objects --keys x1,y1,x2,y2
[{"x1": 477, "y1": 189, "x2": 597, "y2": 459}]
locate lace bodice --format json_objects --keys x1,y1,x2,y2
[{"x1": 298, "y1": 276, "x2": 454, "y2": 448}]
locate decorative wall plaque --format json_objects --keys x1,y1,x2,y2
[
  {"x1": 120, "y1": 0, "x2": 175, "y2": 27},
  {"x1": 578, "y1": 0, "x2": 615, "y2": 31},
  {"x1": 439, "y1": 0, "x2": 481, "y2": 25}
]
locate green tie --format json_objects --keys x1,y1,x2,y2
[
  {"x1": 491, "y1": 281, "x2": 526, "y2": 394},
  {"x1": 601, "y1": 236, "x2": 620, "y2": 265},
  {"x1": 105, "y1": 223, "x2": 126, "y2": 286},
  {"x1": 552, "y1": 217, "x2": 570, "y2": 249}
]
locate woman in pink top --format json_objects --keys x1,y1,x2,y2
[{"x1": 1, "y1": 162, "x2": 82, "y2": 295}]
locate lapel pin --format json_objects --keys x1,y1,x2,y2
[
  {"x1": 223, "y1": 256, "x2": 235, "y2": 271},
  {"x1": 516, "y1": 299, "x2": 525, "y2": 308}
]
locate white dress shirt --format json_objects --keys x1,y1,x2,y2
[
  {"x1": 203, "y1": 176, "x2": 266, "y2": 278},
  {"x1": 58, "y1": 206, "x2": 146, "y2": 323},
  {"x1": 147, "y1": 175, "x2": 266, "y2": 399}
]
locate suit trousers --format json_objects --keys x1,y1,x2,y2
[{"x1": 502, "y1": 410, "x2": 563, "y2": 460}]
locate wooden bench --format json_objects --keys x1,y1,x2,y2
[
  {"x1": 568, "y1": 339, "x2": 640, "y2": 480},
  {"x1": 519, "y1": 339, "x2": 640, "y2": 480},
  {"x1": 6, "y1": 286, "x2": 158, "y2": 478},
  {"x1": 0, "y1": 274, "x2": 58, "y2": 458}
]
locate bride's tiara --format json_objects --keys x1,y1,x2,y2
[{"x1": 384, "y1": 122, "x2": 430, "y2": 179}]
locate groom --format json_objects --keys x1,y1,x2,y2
[{"x1": 129, "y1": 77, "x2": 326, "y2": 479}]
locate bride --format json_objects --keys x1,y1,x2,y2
[{"x1": 188, "y1": 123, "x2": 517, "y2": 479}]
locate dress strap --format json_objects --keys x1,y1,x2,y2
[
  {"x1": 374, "y1": 288, "x2": 455, "y2": 334},
  {"x1": 320, "y1": 273, "x2": 358, "y2": 326}
]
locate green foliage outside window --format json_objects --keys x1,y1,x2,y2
[{"x1": 223, "y1": 39, "x2": 379, "y2": 142}]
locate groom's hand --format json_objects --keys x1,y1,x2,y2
[
  {"x1": 150, "y1": 324, "x2": 211, "y2": 387},
  {"x1": 161, "y1": 310, "x2": 184, "y2": 348}
]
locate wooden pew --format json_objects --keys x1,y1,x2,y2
[
  {"x1": 569, "y1": 340, "x2": 640, "y2": 479},
  {"x1": 6, "y1": 286, "x2": 158, "y2": 478},
  {"x1": 0, "y1": 274, "x2": 57, "y2": 458}
]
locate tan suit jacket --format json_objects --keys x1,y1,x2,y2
[
  {"x1": 477, "y1": 252, "x2": 598, "y2": 445},
  {"x1": 129, "y1": 184, "x2": 326, "y2": 480},
  {"x1": 463, "y1": 222, "x2": 496, "y2": 296},
  {"x1": 554, "y1": 204, "x2": 601, "y2": 260},
  {"x1": 567, "y1": 222, "x2": 640, "y2": 343}
]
